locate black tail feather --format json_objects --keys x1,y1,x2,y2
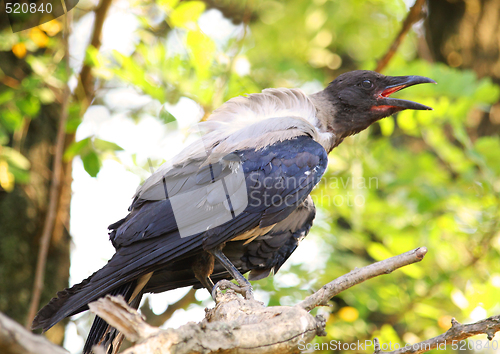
[
  {"x1": 32, "y1": 272, "x2": 98, "y2": 331},
  {"x1": 83, "y1": 280, "x2": 142, "y2": 354}
]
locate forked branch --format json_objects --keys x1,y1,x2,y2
[
  {"x1": 5, "y1": 247, "x2": 499, "y2": 354},
  {"x1": 298, "y1": 247, "x2": 427, "y2": 311},
  {"x1": 373, "y1": 316, "x2": 500, "y2": 354},
  {"x1": 88, "y1": 247, "x2": 429, "y2": 354}
]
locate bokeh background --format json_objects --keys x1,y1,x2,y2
[{"x1": 0, "y1": 0, "x2": 499, "y2": 352}]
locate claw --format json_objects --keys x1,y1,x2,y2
[{"x1": 212, "y1": 279, "x2": 254, "y2": 301}]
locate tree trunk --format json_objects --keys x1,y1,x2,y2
[
  {"x1": 425, "y1": 0, "x2": 500, "y2": 136},
  {"x1": 0, "y1": 49, "x2": 71, "y2": 345}
]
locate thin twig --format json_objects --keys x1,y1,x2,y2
[
  {"x1": 375, "y1": 0, "x2": 426, "y2": 73},
  {"x1": 25, "y1": 9, "x2": 72, "y2": 329},
  {"x1": 297, "y1": 247, "x2": 428, "y2": 312},
  {"x1": 78, "y1": 0, "x2": 114, "y2": 103},
  {"x1": 374, "y1": 316, "x2": 500, "y2": 354}
]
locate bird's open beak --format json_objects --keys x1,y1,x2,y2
[{"x1": 377, "y1": 76, "x2": 436, "y2": 111}]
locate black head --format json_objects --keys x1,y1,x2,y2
[{"x1": 324, "y1": 70, "x2": 435, "y2": 138}]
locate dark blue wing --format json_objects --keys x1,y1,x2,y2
[{"x1": 143, "y1": 196, "x2": 316, "y2": 292}]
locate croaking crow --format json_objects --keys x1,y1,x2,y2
[{"x1": 32, "y1": 70, "x2": 435, "y2": 353}]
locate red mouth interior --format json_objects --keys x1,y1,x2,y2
[{"x1": 380, "y1": 85, "x2": 406, "y2": 97}]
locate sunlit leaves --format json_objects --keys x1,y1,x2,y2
[
  {"x1": 0, "y1": 146, "x2": 30, "y2": 191},
  {"x1": 113, "y1": 51, "x2": 165, "y2": 101},
  {"x1": 474, "y1": 137, "x2": 500, "y2": 175},
  {"x1": 168, "y1": 1, "x2": 205, "y2": 29},
  {"x1": 64, "y1": 137, "x2": 123, "y2": 177},
  {"x1": 0, "y1": 160, "x2": 14, "y2": 191},
  {"x1": 186, "y1": 30, "x2": 215, "y2": 80},
  {"x1": 0, "y1": 18, "x2": 67, "y2": 189},
  {"x1": 338, "y1": 306, "x2": 359, "y2": 322},
  {"x1": 12, "y1": 43, "x2": 27, "y2": 59}
]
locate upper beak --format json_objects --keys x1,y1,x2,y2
[{"x1": 377, "y1": 75, "x2": 436, "y2": 111}]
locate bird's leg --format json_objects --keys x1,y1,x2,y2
[
  {"x1": 209, "y1": 248, "x2": 254, "y2": 300},
  {"x1": 192, "y1": 251, "x2": 216, "y2": 293},
  {"x1": 199, "y1": 276, "x2": 214, "y2": 294}
]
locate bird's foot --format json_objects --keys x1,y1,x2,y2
[{"x1": 212, "y1": 279, "x2": 254, "y2": 301}]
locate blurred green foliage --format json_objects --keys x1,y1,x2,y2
[{"x1": 1, "y1": 0, "x2": 499, "y2": 351}]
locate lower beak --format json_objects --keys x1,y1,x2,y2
[{"x1": 377, "y1": 76, "x2": 436, "y2": 111}]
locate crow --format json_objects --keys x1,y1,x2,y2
[{"x1": 32, "y1": 70, "x2": 435, "y2": 353}]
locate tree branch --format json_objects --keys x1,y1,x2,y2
[
  {"x1": 88, "y1": 295, "x2": 160, "y2": 343},
  {"x1": 25, "y1": 12, "x2": 72, "y2": 329},
  {"x1": 78, "y1": 0, "x2": 114, "y2": 103},
  {"x1": 375, "y1": 0, "x2": 427, "y2": 73},
  {"x1": 373, "y1": 316, "x2": 500, "y2": 354},
  {"x1": 7, "y1": 247, "x2": 500, "y2": 354},
  {"x1": 26, "y1": 0, "x2": 114, "y2": 330},
  {"x1": 297, "y1": 247, "x2": 428, "y2": 312},
  {"x1": 0, "y1": 313, "x2": 68, "y2": 354},
  {"x1": 86, "y1": 247, "x2": 428, "y2": 354},
  {"x1": 90, "y1": 293, "x2": 323, "y2": 354}
]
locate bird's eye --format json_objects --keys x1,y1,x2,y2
[{"x1": 361, "y1": 80, "x2": 373, "y2": 89}]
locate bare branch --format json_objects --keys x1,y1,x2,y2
[
  {"x1": 78, "y1": 0, "x2": 114, "y2": 103},
  {"x1": 87, "y1": 247, "x2": 427, "y2": 353},
  {"x1": 18, "y1": 246, "x2": 500, "y2": 354},
  {"x1": 0, "y1": 313, "x2": 68, "y2": 354},
  {"x1": 374, "y1": 316, "x2": 500, "y2": 354},
  {"x1": 89, "y1": 292, "x2": 324, "y2": 354},
  {"x1": 25, "y1": 12, "x2": 72, "y2": 329},
  {"x1": 375, "y1": 0, "x2": 427, "y2": 73},
  {"x1": 88, "y1": 296, "x2": 159, "y2": 343},
  {"x1": 297, "y1": 247, "x2": 428, "y2": 312}
]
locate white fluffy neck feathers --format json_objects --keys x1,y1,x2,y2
[{"x1": 201, "y1": 88, "x2": 335, "y2": 153}]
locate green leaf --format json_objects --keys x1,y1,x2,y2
[
  {"x1": 158, "y1": 0, "x2": 179, "y2": 10},
  {"x1": 186, "y1": 30, "x2": 215, "y2": 79},
  {"x1": 159, "y1": 106, "x2": 178, "y2": 128},
  {"x1": 66, "y1": 103, "x2": 82, "y2": 133},
  {"x1": 93, "y1": 138, "x2": 124, "y2": 152},
  {"x1": 16, "y1": 96, "x2": 40, "y2": 117},
  {"x1": 36, "y1": 88, "x2": 56, "y2": 104},
  {"x1": 474, "y1": 136, "x2": 500, "y2": 174},
  {"x1": 8, "y1": 164, "x2": 30, "y2": 183},
  {"x1": 400, "y1": 264, "x2": 424, "y2": 279},
  {"x1": 0, "y1": 109, "x2": 23, "y2": 132},
  {"x1": 64, "y1": 137, "x2": 91, "y2": 161},
  {"x1": 1, "y1": 146, "x2": 30, "y2": 170},
  {"x1": 472, "y1": 78, "x2": 500, "y2": 104},
  {"x1": 379, "y1": 117, "x2": 394, "y2": 136},
  {"x1": 169, "y1": 1, "x2": 205, "y2": 28},
  {"x1": 84, "y1": 45, "x2": 100, "y2": 67},
  {"x1": 0, "y1": 129, "x2": 7, "y2": 146},
  {"x1": 81, "y1": 150, "x2": 101, "y2": 177},
  {"x1": 367, "y1": 242, "x2": 393, "y2": 261},
  {"x1": 0, "y1": 90, "x2": 15, "y2": 106}
]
